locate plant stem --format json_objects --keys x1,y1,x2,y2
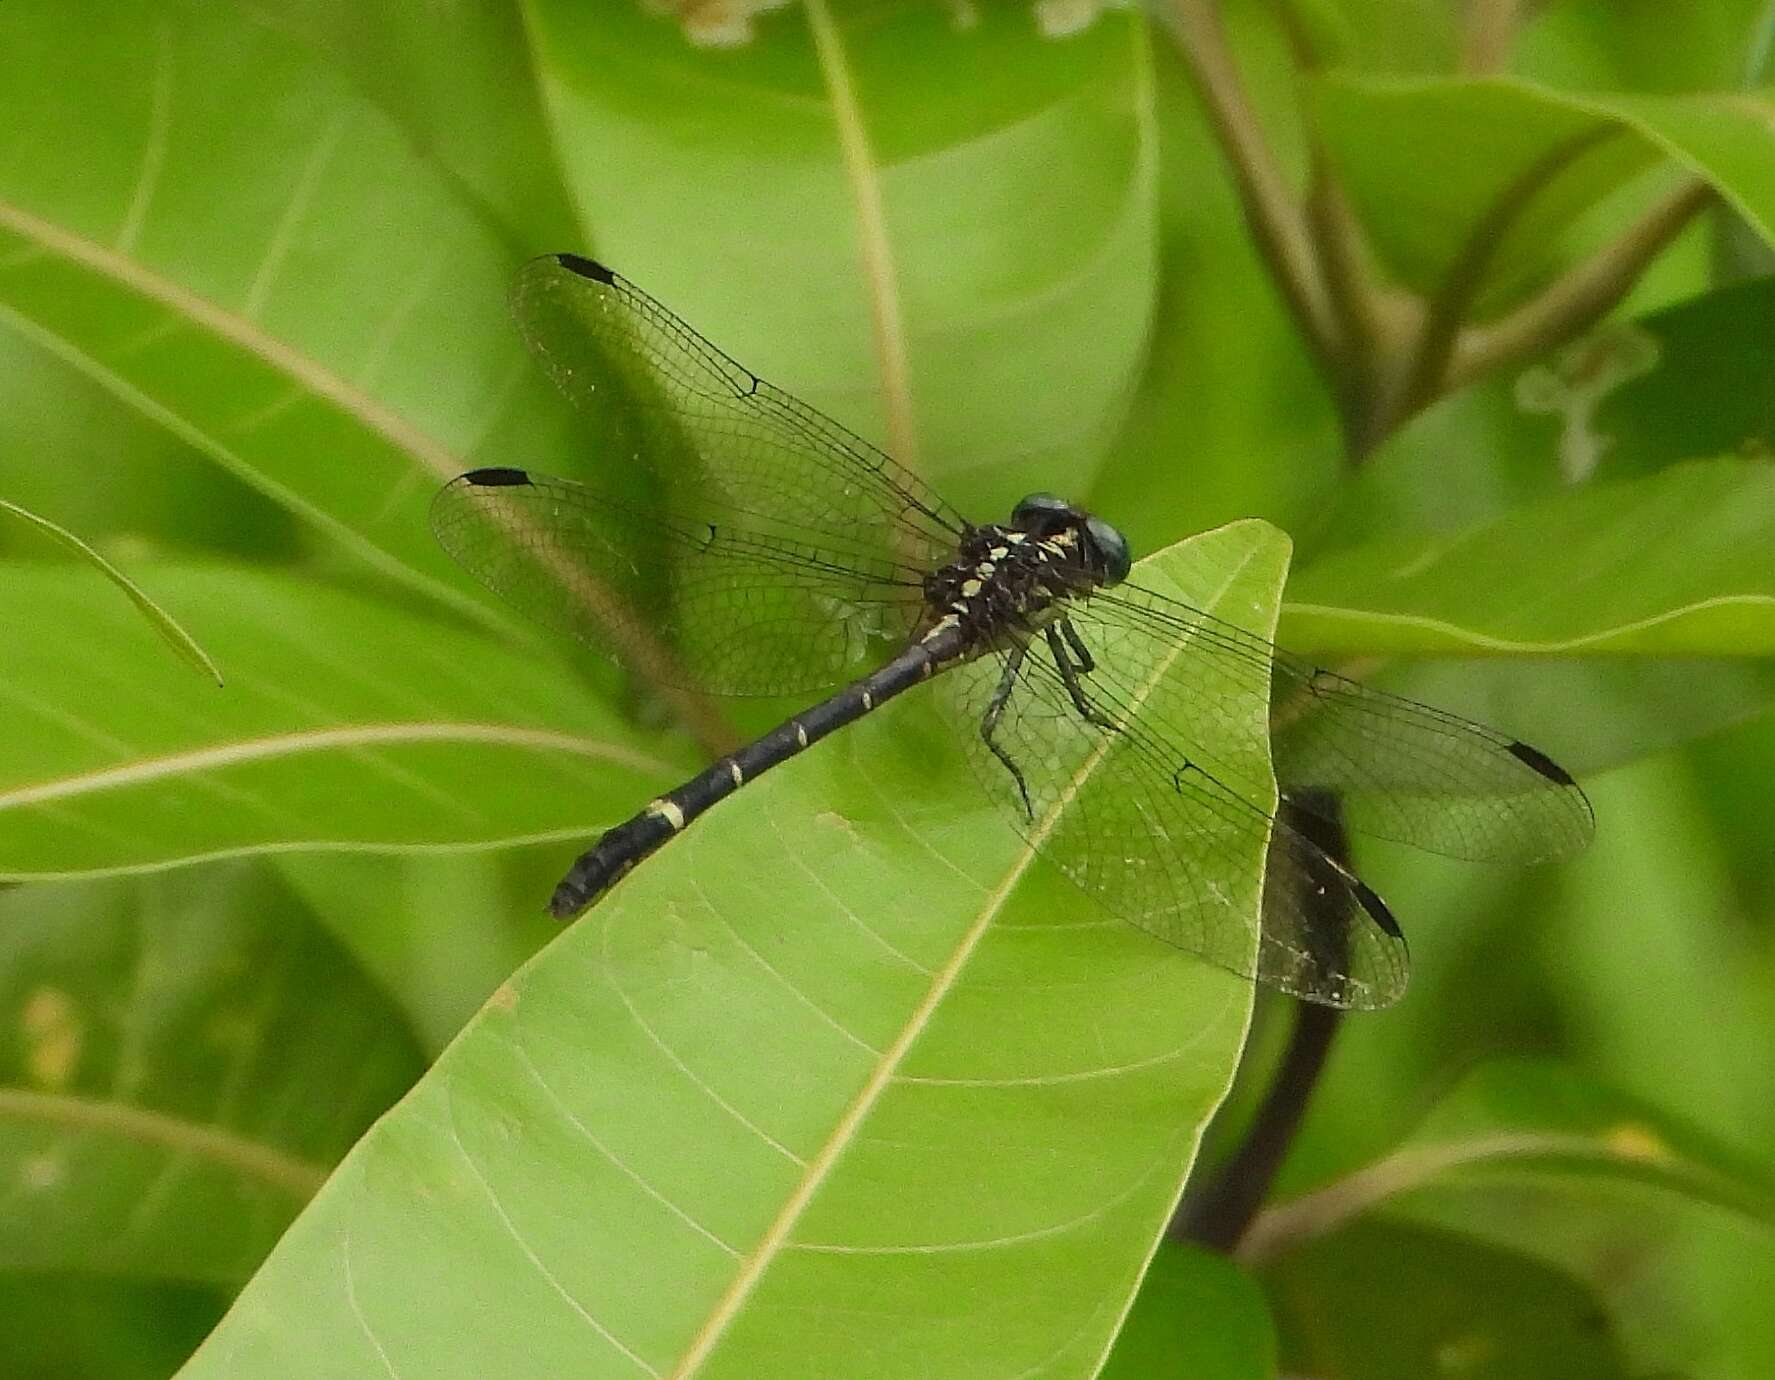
[
  {"x1": 1174, "y1": 789, "x2": 1354, "y2": 1252},
  {"x1": 1174, "y1": 1001, "x2": 1342, "y2": 1251},
  {"x1": 1460, "y1": 0, "x2": 1524, "y2": 76},
  {"x1": 1398, "y1": 124, "x2": 1621, "y2": 420},
  {"x1": 1164, "y1": 0, "x2": 1339, "y2": 365},
  {"x1": 1448, "y1": 177, "x2": 1716, "y2": 389}
]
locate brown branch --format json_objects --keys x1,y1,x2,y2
[
  {"x1": 1399, "y1": 123, "x2": 1622, "y2": 417},
  {"x1": 1164, "y1": 0, "x2": 1339, "y2": 364},
  {"x1": 1448, "y1": 177, "x2": 1717, "y2": 388},
  {"x1": 1460, "y1": 0, "x2": 1524, "y2": 76},
  {"x1": 1306, "y1": 156, "x2": 1381, "y2": 359}
]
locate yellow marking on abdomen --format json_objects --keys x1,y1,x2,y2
[{"x1": 647, "y1": 798, "x2": 687, "y2": 831}]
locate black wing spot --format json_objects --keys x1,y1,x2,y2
[
  {"x1": 555, "y1": 253, "x2": 616, "y2": 283},
  {"x1": 1507, "y1": 739, "x2": 1577, "y2": 786},
  {"x1": 1351, "y1": 877, "x2": 1404, "y2": 939},
  {"x1": 462, "y1": 467, "x2": 533, "y2": 487}
]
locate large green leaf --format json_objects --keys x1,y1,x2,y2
[
  {"x1": 1248, "y1": 1058, "x2": 1775, "y2": 1379},
  {"x1": 0, "y1": 864, "x2": 425, "y2": 1287},
  {"x1": 1514, "y1": 0, "x2": 1773, "y2": 95},
  {"x1": 178, "y1": 522, "x2": 1281, "y2": 1380},
  {"x1": 0, "y1": 1276, "x2": 221, "y2": 1380},
  {"x1": 0, "y1": 0, "x2": 577, "y2": 622},
  {"x1": 1098, "y1": 1243, "x2": 1275, "y2": 1379},
  {"x1": 528, "y1": 1, "x2": 1158, "y2": 517},
  {"x1": 1287, "y1": 284, "x2": 1775, "y2": 775},
  {"x1": 1314, "y1": 73, "x2": 1775, "y2": 311},
  {"x1": 1587, "y1": 275, "x2": 1775, "y2": 476},
  {"x1": 1263, "y1": 1220, "x2": 1634, "y2": 1379},
  {"x1": 1245, "y1": 1059, "x2": 1775, "y2": 1262},
  {"x1": 1280, "y1": 458, "x2": 1775, "y2": 658},
  {"x1": 0, "y1": 564, "x2": 680, "y2": 879},
  {"x1": 239, "y1": 0, "x2": 579, "y2": 250}
]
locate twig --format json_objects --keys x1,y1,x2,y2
[
  {"x1": 1399, "y1": 123, "x2": 1621, "y2": 418},
  {"x1": 1449, "y1": 177, "x2": 1717, "y2": 388},
  {"x1": 1306, "y1": 156, "x2": 1381, "y2": 363},
  {"x1": 1460, "y1": 0, "x2": 1524, "y2": 76},
  {"x1": 1164, "y1": 0, "x2": 1339, "y2": 364},
  {"x1": 1236, "y1": 1130, "x2": 1623, "y2": 1263}
]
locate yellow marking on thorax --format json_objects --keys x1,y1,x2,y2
[{"x1": 648, "y1": 798, "x2": 686, "y2": 831}]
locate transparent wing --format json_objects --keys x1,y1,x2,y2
[
  {"x1": 510, "y1": 254, "x2": 966, "y2": 573},
  {"x1": 936, "y1": 622, "x2": 1409, "y2": 1010},
  {"x1": 1092, "y1": 583, "x2": 1596, "y2": 864},
  {"x1": 431, "y1": 468, "x2": 928, "y2": 696}
]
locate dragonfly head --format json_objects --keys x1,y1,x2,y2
[{"x1": 1010, "y1": 493, "x2": 1132, "y2": 588}]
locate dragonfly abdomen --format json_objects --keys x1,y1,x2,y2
[{"x1": 549, "y1": 620, "x2": 973, "y2": 917}]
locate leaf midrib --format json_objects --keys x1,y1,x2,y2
[{"x1": 667, "y1": 542, "x2": 1262, "y2": 1376}]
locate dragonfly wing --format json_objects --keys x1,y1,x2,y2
[
  {"x1": 432, "y1": 468, "x2": 928, "y2": 696},
  {"x1": 510, "y1": 255, "x2": 966, "y2": 573},
  {"x1": 1091, "y1": 584, "x2": 1595, "y2": 864},
  {"x1": 934, "y1": 620, "x2": 1409, "y2": 1010}
]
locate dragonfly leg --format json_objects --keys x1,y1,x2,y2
[
  {"x1": 1059, "y1": 616, "x2": 1095, "y2": 674},
  {"x1": 1046, "y1": 625, "x2": 1118, "y2": 730},
  {"x1": 980, "y1": 644, "x2": 1034, "y2": 819}
]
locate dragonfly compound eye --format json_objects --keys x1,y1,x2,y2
[
  {"x1": 1084, "y1": 516, "x2": 1132, "y2": 586},
  {"x1": 1011, "y1": 492, "x2": 1072, "y2": 532}
]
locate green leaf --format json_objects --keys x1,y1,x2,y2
[
  {"x1": 1098, "y1": 1244, "x2": 1276, "y2": 1379},
  {"x1": 1248, "y1": 1058, "x2": 1775, "y2": 1379},
  {"x1": 1587, "y1": 275, "x2": 1775, "y2": 476},
  {"x1": 0, "y1": 864, "x2": 425, "y2": 1286},
  {"x1": 0, "y1": 0, "x2": 577, "y2": 624},
  {"x1": 236, "y1": 0, "x2": 579, "y2": 249},
  {"x1": 1514, "y1": 0, "x2": 1774, "y2": 94},
  {"x1": 0, "y1": 564, "x2": 680, "y2": 879},
  {"x1": 0, "y1": 1275, "x2": 221, "y2": 1380},
  {"x1": 274, "y1": 850, "x2": 565, "y2": 1057},
  {"x1": 1314, "y1": 74, "x2": 1775, "y2": 311},
  {"x1": 1245, "y1": 1059, "x2": 1775, "y2": 1262},
  {"x1": 178, "y1": 522, "x2": 1281, "y2": 1380},
  {"x1": 1280, "y1": 458, "x2": 1775, "y2": 657},
  {"x1": 1263, "y1": 1220, "x2": 1634, "y2": 1380},
  {"x1": 1, "y1": 497, "x2": 222, "y2": 683},
  {"x1": 527, "y1": 1, "x2": 1158, "y2": 517},
  {"x1": 1289, "y1": 283, "x2": 1775, "y2": 775}
]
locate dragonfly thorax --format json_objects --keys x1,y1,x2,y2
[{"x1": 919, "y1": 514, "x2": 1112, "y2": 651}]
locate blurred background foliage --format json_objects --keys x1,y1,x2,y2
[{"x1": 1, "y1": 1, "x2": 1773, "y2": 1376}]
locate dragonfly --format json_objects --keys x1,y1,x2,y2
[{"x1": 432, "y1": 254, "x2": 1594, "y2": 1010}]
